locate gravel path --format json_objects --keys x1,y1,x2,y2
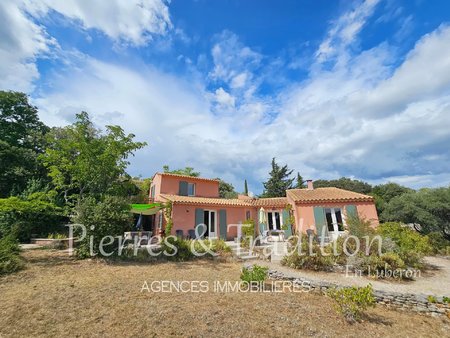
[{"x1": 257, "y1": 256, "x2": 450, "y2": 297}]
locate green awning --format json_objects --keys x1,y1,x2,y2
[{"x1": 130, "y1": 203, "x2": 163, "y2": 215}]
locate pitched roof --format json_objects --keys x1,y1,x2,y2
[
  {"x1": 287, "y1": 187, "x2": 374, "y2": 203},
  {"x1": 252, "y1": 197, "x2": 288, "y2": 207},
  {"x1": 153, "y1": 172, "x2": 220, "y2": 183},
  {"x1": 159, "y1": 194, "x2": 253, "y2": 207}
]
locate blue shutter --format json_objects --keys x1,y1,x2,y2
[
  {"x1": 346, "y1": 205, "x2": 358, "y2": 219},
  {"x1": 194, "y1": 208, "x2": 205, "y2": 238},
  {"x1": 219, "y1": 209, "x2": 227, "y2": 240},
  {"x1": 313, "y1": 207, "x2": 328, "y2": 241},
  {"x1": 282, "y1": 209, "x2": 292, "y2": 237},
  {"x1": 179, "y1": 181, "x2": 188, "y2": 196}
]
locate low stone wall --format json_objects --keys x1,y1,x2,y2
[{"x1": 267, "y1": 269, "x2": 450, "y2": 317}]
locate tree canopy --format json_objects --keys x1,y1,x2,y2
[
  {"x1": 313, "y1": 177, "x2": 372, "y2": 194},
  {"x1": 163, "y1": 165, "x2": 200, "y2": 177},
  {"x1": 217, "y1": 178, "x2": 238, "y2": 199},
  {"x1": 261, "y1": 158, "x2": 294, "y2": 197}
]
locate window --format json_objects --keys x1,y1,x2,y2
[
  {"x1": 150, "y1": 185, "x2": 155, "y2": 199},
  {"x1": 188, "y1": 183, "x2": 195, "y2": 196},
  {"x1": 324, "y1": 208, "x2": 345, "y2": 233},
  {"x1": 246, "y1": 210, "x2": 251, "y2": 220},
  {"x1": 267, "y1": 211, "x2": 282, "y2": 230}
]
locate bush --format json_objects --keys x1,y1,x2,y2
[
  {"x1": 377, "y1": 222, "x2": 432, "y2": 254},
  {"x1": 0, "y1": 235, "x2": 24, "y2": 275},
  {"x1": 282, "y1": 237, "x2": 334, "y2": 271},
  {"x1": 160, "y1": 236, "x2": 194, "y2": 262},
  {"x1": 327, "y1": 284, "x2": 376, "y2": 322},
  {"x1": 427, "y1": 232, "x2": 450, "y2": 255},
  {"x1": 347, "y1": 215, "x2": 375, "y2": 238},
  {"x1": 240, "y1": 264, "x2": 268, "y2": 283},
  {"x1": 0, "y1": 196, "x2": 64, "y2": 242},
  {"x1": 71, "y1": 196, "x2": 132, "y2": 258}
]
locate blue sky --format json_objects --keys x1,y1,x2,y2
[{"x1": 1, "y1": 0, "x2": 450, "y2": 194}]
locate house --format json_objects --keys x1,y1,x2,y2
[{"x1": 146, "y1": 172, "x2": 379, "y2": 241}]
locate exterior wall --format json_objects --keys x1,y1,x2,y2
[
  {"x1": 171, "y1": 204, "x2": 253, "y2": 240},
  {"x1": 151, "y1": 174, "x2": 220, "y2": 200},
  {"x1": 293, "y1": 201, "x2": 379, "y2": 234}
]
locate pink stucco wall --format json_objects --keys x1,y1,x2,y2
[
  {"x1": 151, "y1": 174, "x2": 220, "y2": 200},
  {"x1": 292, "y1": 201, "x2": 379, "y2": 234},
  {"x1": 171, "y1": 204, "x2": 256, "y2": 240}
]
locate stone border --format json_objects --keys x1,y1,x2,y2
[{"x1": 268, "y1": 269, "x2": 450, "y2": 317}]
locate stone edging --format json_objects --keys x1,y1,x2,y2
[{"x1": 268, "y1": 270, "x2": 450, "y2": 317}]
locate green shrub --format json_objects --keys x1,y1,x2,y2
[
  {"x1": 71, "y1": 196, "x2": 132, "y2": 259},
  {"x1": 191, "y1": 239, "x2": 231, "y2": 256},
  {"x1": 240, "y1": 264, "x2": 268, "y2": 284},
  {"x1": 327, "y1": 284, "x2": 376, "y2": 322},
  {"x1": 347, "y1": 215, "x2": 375, "y2": 238},
  {"x1": 0, "y1": 235, "x2": 24, "y2": 275},
  {"x1": 160, "y1": 236, "x2": 194, "y2": 262},
  {"x1": 442, "y1": 296, "x2": 450, "y2": 303},
  {"x1": 0, "y1": 196, "x2": 65, "y2": 242},
  {"x1": 282, "y1": 247, "x2": 334, "y2": 271},
  {"x1": 427, "y1": 295, "x2": 437, "y2": 303},
  {"x1": 427, "y1": 232, "x2": 450, "y2": 255},
  {"x1": 377, "y1": 222, "x2": 432, "y2": 254}
]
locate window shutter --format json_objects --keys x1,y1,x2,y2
[
  {"x1": 282, "y1": 209, "x2": 292, "y2": 237},
  {"x1": 179, "y1": 181, "x2": 188, "y2": 196},
  {"x1": 346, "y1": 205, "x2": 358, "y2": 219},
  {"x1": 313, "y1": 207, "x2": 328, "y2": 241},
  {"x1": 194, "y1": 208, "x2": 205, "y2": 237},
  {"x1": 219, "y1": 209, "x2": 227, "y2": 240}
]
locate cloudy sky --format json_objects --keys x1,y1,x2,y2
[{"x1": 1, "y1": 0, "x2": 450, "y2": 194}]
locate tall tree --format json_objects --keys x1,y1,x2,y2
[
  {"x1": 294, "y1": 172, "x2": 306, "y2": 189},
  {"x1": 244, "y1": 179, "x2": 249, "y2": 195},
  {"x1": 261, "y1": 158, "x2": 294, "y2": 197},
  {"x1": 40, "y1": 112, "x2": 146, "y2": 205},
  {"x1": 216, "y1": 179, "x2": 238, "y2": 199},
  {"x1": 371, "y1": 182, "x2": 413, "y2": 214},
  {"x1": 163, "y1": 165, "x2": 200, "y2": 177},
  {"x1": 0, "y1": 91, "x2": 49, "y2": 197}
]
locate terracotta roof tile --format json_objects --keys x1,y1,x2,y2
[
  {"x1": 159, "y1": 194, "x2": 253, "y2": 207},
  {"x1": 287, "y1": 187, "x2": 373, "y2": 203},
  {"x1": 252, "y1": 197, "x2": 288, "y2": 207}
]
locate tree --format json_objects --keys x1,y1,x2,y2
[
  {"x1": 163, "y1": 165, "x2": 200, "y2": 177},
  {"x1": 371, "y1": 182, "x2": 413, "y2": 214},
  {"x1": 294, "y1": 172, "x2": 306, "y2": 189},
  {"x1": 381, "y1": 187, "x2": 450, "y2": 240},
  {"x1": 313, "y1": 177, "x2": 372, "y2": 194},
  {"x1": 217, "y1": 179, "x2": 238, "y2": 199},
  {"x1": 261, "y1": 158, "x2": 294, "y2": 197},
  {"x1": 40, "y1": 112, "x2": 146, "y2": 206},
  {"x1": 244, "y1": 179, "x2": 249, "y2": 195},
  {"x1": 0, "y1": 91, "x2": 49, "y2": 197}
]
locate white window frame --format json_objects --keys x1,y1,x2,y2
[
  {"x1": 267, "y1": 211, "x2": 283, "y2": 230},
  {"x1": 204, "y1": 209, "x2": 217, "y2": 238},
  {"x1": 188, "y1": 183, "x2": 195, "y2": 196},
  {"x1": 325, "y1": 208, "x2": 346, "y2": 239}
]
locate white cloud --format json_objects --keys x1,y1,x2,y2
[{"x1": 214, "y1": 87, "x2": 235, "y2": 108}]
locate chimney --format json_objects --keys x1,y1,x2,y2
[{"x1": 306, "y1": 179, "x2": 314, "y2": 190}]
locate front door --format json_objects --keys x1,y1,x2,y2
[
  {"x1": 267, "y1": 211, "x2": 282, "y2": 230},
  {"x1": 203, "y1": 210, "x2": 217, "y2": 238},
  {"x1": 324, "y1": 208, "x2": 345, "y2": 240}
]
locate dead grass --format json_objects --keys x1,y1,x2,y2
[{"x1": 0, "y1": 250, "x2": 449, "y2": 338}]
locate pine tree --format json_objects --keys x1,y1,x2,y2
[
  {"x1": 244, "y1": 179, "x2": 248, "y2": 195},
  {"x1": 295, "y1": 172, "x2": 306, "y2": 189},
  {"x1": 261, "y1": 158, "x2": 294, "y2": 197}
]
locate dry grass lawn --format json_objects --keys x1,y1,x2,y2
[{"x1": 0, "y1": 250, "x2": 449, "y2": 338}]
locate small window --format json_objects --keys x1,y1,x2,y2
[
  {"x1": 150, "y1": 185, "x2": 155, "y2": 198},
  {"x1": 246, "y1": 210, "x2": 251, "y2": 220},
  {"x1": 188, "y1": 183, "x2": 195, "y2": 196}
]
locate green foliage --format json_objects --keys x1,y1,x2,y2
[
  {"x1": 163, "y1": 165, "x2": 200, "y2": 177},
  {"x1": 427, "y1": 231, "x2": 450, "y2": 255},
  {"x1": 47, "y1": 233, "x2": 67, "y2": 239},
  {"x1": 377, "y1": 222, "x2": 432, "y2": 255},
  {"x1": 261, "y1": 157, "x2": 294, "y2": 198},
  {"x1": 347, "y1": 215, "x2": 375, "y2": 238},
  {"x1": 0, "y1": 235, "x2": 24, "y2": 275},
  {"x1": 282, "y1": 236, "x2": 334, "y2": 271},
  {"x1": 163, "y1": 201, "x2": 173, "y2": 236},
  {"x1": 0, "y1": 196, "x2": 64, "y2": 241},
  {"x1": 313, "y1": 177, "x2": 372, "y2": 194},
  {"x1": 442, "y1": 296, "x2": 450, "y2": 303},
  {"x1": 371, "y1": 182, "x2": 413, "y2": 214},
  {"x1": 381, "y1": 187, "x2": 450, "y2": 239},
  {"x1": 71, "y1": 196, "x2": 132, "y2": 258},
  {"x1": 244, "y1": 179, "x2": 248, "y2": 195},
  {"x1": 0, "y1": 91, "x2": 49, "y2": 197},
  {"x1": 327, "y1": 284, "x2": 376, "y2": 322},
  {"x1": 40, "y1": 112, "x2": 146, "y2": 206},
  {"x1": 160, "y1": 236, "x2": 194, "y2": 262},
  {"x1": 240, "y1": 265, "x2": 268, "y2": 283},
  {"x1": 130, "y1": 177, "x2": 152, "y2": 203},
  {"x1": 295, "y1": 172, "x2": 306, "y2": 189},
  {"x1": 192, "y1": 239, "x2": 232, "y2": 256},
  {"x1": 217, "y1": 178, "x2": 238, "y2": 199},
  {"x1": 427, "y1": 295, "x2": 437, "y2": 303}
]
